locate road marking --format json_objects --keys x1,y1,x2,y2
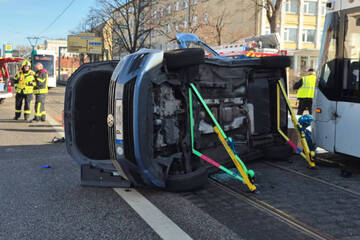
[
  {"x1": 113, "y1": 188, "x2": 193, "y2": 240},
  {"x1": 46, "y1": 114, "x2": 64, "y2": 138}
]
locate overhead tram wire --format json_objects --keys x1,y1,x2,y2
[{"x1": 38, "y1": 0, "x2": 77, "y2": 36}]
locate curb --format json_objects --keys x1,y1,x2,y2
[{"x1": 57, "y1": 80, "x2": 68, "y2": 86}]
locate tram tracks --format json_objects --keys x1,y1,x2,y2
[
  {"x1": 209, "y1": 177, "x2": 333, "y2": 240},
  {"x1": 263, "y1": 161, "x2": 360, "y2": 198}
]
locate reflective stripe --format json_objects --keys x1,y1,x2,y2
[
  {"x1": 39, "y1": 88, "x2": 48, "y2": 94},
  {"x1": 15, "y1": 110, "x2": 22, "y2": 113},
  {"x1": 36, "y1": 102, "x2": 41, "y2": 116},
  {"x1": 24, "y1": 110, "x2": 31, "y2": 114},
  {"x1": 40, "y1": 111, "x2": 46, "y2": 116}
]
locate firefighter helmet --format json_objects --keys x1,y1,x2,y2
[{"x1": 22, "y1": 60, "x2": 31, "y2": 67}]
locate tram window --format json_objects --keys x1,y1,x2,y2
[
  {"x1": 343, "y1": 14, "x2": 360, "y2": 97},
  {"x1": 319, "y1": 14, "x2": 337, "y2": 87}
]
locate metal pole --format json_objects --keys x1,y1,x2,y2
[
  {"x1": 58, "y1": 47, "x2": 61, "y2": 81},
  {"x1": 58, "y1": 47, "x2": 67, "y2": 81}
]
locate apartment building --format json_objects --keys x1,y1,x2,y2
[
  {"x1": 260, "y1": 0, "x2": 327, "y2": 76},
  {"x1": 149, "y1": 0, "x2": 260, "y2": 50}
]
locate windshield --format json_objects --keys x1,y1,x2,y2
[
  {"x1": 33, "y1": 55, "x2": 55, "y2": 77},
  {"x1": 318, "y1": 12, "x2": 339, "y2": 93},
  {"x1": 187, "y1": 42, "x2": 218, "y2": 58}
]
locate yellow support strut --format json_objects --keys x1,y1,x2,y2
[
  {"x1": 214, "y1": 126, "x2": 257, "y2": 191},
  {"x1": 276, "y1": 80, "x2": 315, "y2": 168}
]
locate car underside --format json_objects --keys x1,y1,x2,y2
[{"x1": 65, "y1": 48, "x2": 290, "y2": 191}]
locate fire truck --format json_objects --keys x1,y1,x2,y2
[
  {"x1": 0, "y1": 57, "x2": 22, "y2": 104},
  {"x1": 212, "y1": 33, "x2": 287, "y2": 58},
  {"x1": 176, "y1": 33, "x2": 287, "y2": 58}
]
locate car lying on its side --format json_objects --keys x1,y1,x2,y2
[{"x1": 64, "y1": 38, "x2": 291, "y2": 191}]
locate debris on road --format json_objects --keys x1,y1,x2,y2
[
  {"x1": 51, "y1": 136, "x2": 65, "y2": 143},
  {"x1": 40, "y1": 165, "x2": 51, "y2": 168}
]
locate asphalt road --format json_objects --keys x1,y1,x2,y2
[
  {"x1": 2, "y1": 86, "x2": 359, "y2": 240},
  {"x1": 0, "y1": 86, "x2": 241, "y2": 240}
]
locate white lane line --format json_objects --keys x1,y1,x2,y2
[
  {"x1": 113, "y1": 188, "x2": 193, "y2": 240},
  {"x1": 46, "y1": 114, "x2": 64, "y2": 138}
]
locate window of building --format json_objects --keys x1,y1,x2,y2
[
  {"x1": 183, "y1": 20, "x2": 188, "y2": 29},
  {"x1": 174, "y1": 1, "x2": 179, "y2": 11},
  {"x1": 166, "y1": 24, "x2": 171, "y2": 34},
  {"x1": 285, "y1": 0, "x2": 299, "y2": 14},
  {"x1": 302, "y1": 29, "x2": 316, "y2": 43},
  {"x1": 183, "y1": 0, "x2": 188, "y2": 9},
  {"x1": 174, "y1": 22, "x2": 179, "y2": 31},
  {"x1": 304, "y1": 1, "x2": 317, "y2": 15},
  {"x1": 321, "y1": 3, "x2": 326, "y2": 15},
  {"x1": 284, "y1": 27, "x2": 298, "y2": 42},
  {"x1": 192, "y1": 16, "x2": 198, "y2": 26},
  {"x1": 167, "y1": 4, "x2": 171, "y2": 14},
  {"x1": 265, "y1": 26, "x2": 271, "y2": 35},
  {"x1": 204, "y1": 13, "x2": 209, "y2": 24},
  {"x1": 159, "y1": 8, "x2": 164, "y2": 17},
  {"x1": 153, "y1": 10, "x2": 157, "y2": 19}
]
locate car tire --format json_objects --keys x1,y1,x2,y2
[
  {"x1": 262, "y1": 144, "x2": 293, "y2": 161},
  {"x1": 164, "y1": 48, "x2": 204, "y2": 70},
  {"x1": 165, "y1": 166, "x2": 208, "y2": 192},
  {"x1": 0, "y1": 98, "x2": 5, "y2": 104},
  {"x1": 260, "y1": 56, "x2": 291, "y2": 69}
]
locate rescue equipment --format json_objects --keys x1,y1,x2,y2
[
  {"x1": 276, "y1": 80, "x2": 315, "y2": 167},
  {"x1": 189, "y1": 83, "x2": 256, "y2": 192}
]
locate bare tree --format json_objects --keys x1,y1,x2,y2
[
  {"x1": 94, "y1": 0, "x2": 157, "y2": 54},
  {"x1": 15, "y1": 45, "x2": 32, "y2": 58},
  {"x1": 208, "y1": 9, "x2": 227, "y2": 45},
  {"x1": 255, "y1": 0, "x2": 283, "y2": 33}
]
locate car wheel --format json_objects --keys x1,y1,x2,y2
[
  {"x1": 0, "y1": 98, "x2": 5, "y2": 104},
  {"x1": 164, "y1": 48, "x2": 204, "y2": 70},
  {"x1": 165, "y1": 166, "x2": 208, "y2": 192},
  {"x1": 262, "y1": 144, "x2": 293, "y2": 161}
]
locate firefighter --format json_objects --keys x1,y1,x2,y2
[
  {"x1": 13, "y1": 60, "x2": 35, "y2": 121},
  {"x1": 293, "y1": 68, "x2": 317, "y2": 115},
  {"x1": 33, "y1": 63, "x2": 48, "y2": 122}
]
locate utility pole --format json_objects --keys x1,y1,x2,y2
[
  {"x1": 58, "y1": 46, "x2": 67, "y2": 81},
  {"x1": 27, "y1": 36, "x2": 41, "y2": 65},
  {"x1": 26, "y1": 36, "x2": 41, "y2": 51}
]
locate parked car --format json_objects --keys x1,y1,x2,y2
[{"x1": 64, "y1": 39, "x2": 291, "y2": 191}]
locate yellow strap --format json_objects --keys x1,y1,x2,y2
[{"x1": 214, "y1": 126, "x2": 256, "y2": 191}]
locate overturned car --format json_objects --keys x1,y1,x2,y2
[{"x1": 64, "y1": 41, "x2": 290, "y2": 191}]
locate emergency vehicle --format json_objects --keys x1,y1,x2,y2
[
  {"x1": 312, "y1": 0, "x2": 360, "y2": 158},
  {"x1": 0, "y1": 57, "x2": 22, "y2": 104}
]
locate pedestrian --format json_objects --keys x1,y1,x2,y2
[
  {"x1": 13, "y1": 60, "x2": 35, "y2": 121},
  {"x1": 33, "y1": 63, "x2": 48, "y2": 122},
  {"x1": 293, "y1": 68, "x2": 317, "y2": 115}
]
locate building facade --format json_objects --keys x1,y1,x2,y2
[
  {"x1": 260, "y1": 0, "x2": 327, "y2": 77},
  {"x1": 148, "y1": 0, "x2": 260, "y2": 50}
]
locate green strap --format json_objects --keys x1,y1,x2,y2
[
  {"x1": 190, "y1": 83, "x2": 227, "y2": 138},
  {"x1": 189, "y1": 83, "x2": 251, "y2": 175},
  {"x1": 189, "y1": 88, "x2": 195, "y2": 151}
]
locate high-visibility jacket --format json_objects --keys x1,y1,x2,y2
[
  {"x1": 13, "y1": 69, "x2": 35, "y2": 94},
  {"x1": 297, "y1": 74, "x2": 316, "y2": 99},
  {"x1": 34, "y1": 69, "x2": 48, "y2": 94}
]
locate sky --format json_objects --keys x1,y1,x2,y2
[{"x1": 0, "y1": 0, "x2": 96, "y2": 47}]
